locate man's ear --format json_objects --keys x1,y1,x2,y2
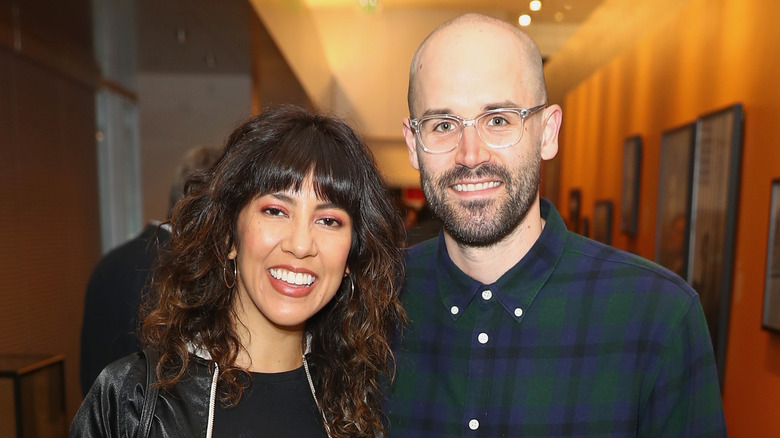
[
  {"x1": 402, "y1": 118, "x2": 421, "y2": 170},
  {"x1": 539, "y1": 104, "x2": 562, "y2": 161}
]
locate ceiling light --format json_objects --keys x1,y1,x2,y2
[
  {"x1": 554, "y1": 12, "x2": 564, "y2": 22},
  {"x1": 518, "y1": 14, "x2": 532, "y2": 26},
  {"x1": 359, "y1": 0, "x2": 377, "y2": 10},
  {"x1": 529, "y1": 1, "x2": 542, "y2": 12}
]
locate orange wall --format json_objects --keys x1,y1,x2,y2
[{"x1": 557, "y1": 0, "x2": 780, "y2": 434}]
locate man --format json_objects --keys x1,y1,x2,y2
[
  {"x1": 387, "y1": 13, "x2": 727, "y2": 437},
  {"x1": 79, "y1": 145, "x2": 219, "y2": 396}
]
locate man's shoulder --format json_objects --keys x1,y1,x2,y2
[
  {"x1": 404, "y1": 237, "x2": 439, "y2": 263},
  {"x1": 562, "y1": 231, "x2": 695, "y2": 298}
]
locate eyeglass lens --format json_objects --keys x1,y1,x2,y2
[{"x1": 418, "y1": 110, "x2": 525, "y2": 152}]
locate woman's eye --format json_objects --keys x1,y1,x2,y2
[
  {"x1": 317, "y1": 217, "x2": 343, "y2": 227},
  {"x1": 262, "y1": 207, "x2": 286, "y2": 216}
]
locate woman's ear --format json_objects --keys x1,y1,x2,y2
[{"x1": 226, "y1": 233, "x2": 237, "y2": 260}]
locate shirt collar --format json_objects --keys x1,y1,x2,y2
[{"x1": 435, "y1": 198, "x2": 568, "y2": 322}]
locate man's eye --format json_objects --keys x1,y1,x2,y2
[
  {"x1": 487, "y1": 116, "x2": 509, "y2": 127},
  {"x1": 433, "y1": 120, "x2": 456, "y2": 133}
]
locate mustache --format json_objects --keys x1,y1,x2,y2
[{"x1": 436, "y1": 163, "x2": 511, "y2": 190}]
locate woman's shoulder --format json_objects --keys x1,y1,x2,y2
[
  {"x1": 69, "y1": 351, "x2": 149, "y2": 437},
  {"x1": 95, "y1": 350, "x2": 147, "y2": 388}
]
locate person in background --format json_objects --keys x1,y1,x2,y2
[
  {"x1": 71, "y1": 105, "x2": 406, "y2": 437},
  {"x1": 404, "y1": 202, "x2": 441, "y2": 246},
  {"x1": 386, "y1": 13, "x2": 727, "y2": 437},
  {"x1": 78, "y1": 145, "x2": 220, "y2": 396}
]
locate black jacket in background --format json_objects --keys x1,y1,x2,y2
[{"x1": 79, "y1": 224, "x2": 171, "y2": 396}]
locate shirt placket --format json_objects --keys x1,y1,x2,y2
[{"x1": 462, "y1": 286, "x2": 500, "y2": 435}]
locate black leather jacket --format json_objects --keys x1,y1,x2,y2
[{"x1": 69, "y1": 351, "x2": 215, "y2": 437}]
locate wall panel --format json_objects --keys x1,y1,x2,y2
[
  {"x1": 0, "y1": 0, "x2": 99, "y2": 423},
  {"x1": 555, "y1": 0, "x2": 780, "y2": 434}
]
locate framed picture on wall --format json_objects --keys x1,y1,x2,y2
[
  {"x1": 654, "y1": 123, "x2": 696, "y2": 279},
  {"x1": 582, "y1": 217, "x2": 590, "y2": 238},
  {"x1": 763, "y1": 179, "x2": 780, "y2": 332},
  {"x1": 620, "y1": 135, "x2": 642, "y2": 235},
  {"x1": 593, "y1": 200, "x2": 613, "y2": 245},
  {"x1": 688, "y1": 103, "x2": 743, "y2": 387},
  {"x1": 568, "y1": 188, "x2": 582, "y2": 233}
]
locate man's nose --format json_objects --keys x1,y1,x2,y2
[{"x1": 454, "y1": 122, "x2": 491, "y2": 168}]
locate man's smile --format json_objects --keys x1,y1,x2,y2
[{"x1": 451, "y1": 181, "x2": 502, "y2": 193}]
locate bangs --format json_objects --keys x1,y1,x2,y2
[{"x1": 245, "y1": 123, "x2": 362, "y2": 214}]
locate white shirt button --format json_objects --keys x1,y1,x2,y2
[
  {"x1": 481, "y1": 290, "x2": 493, "y2": 300},
  {"x1": 478, "y1": 332, "x2": 489, "y2": 344},
  {"x1": 468, "y1": 419, "x2": 479, "y2": 430},
  {"x1": 450, "y1": 306, "x2": 459, "y2": 315},
  {"x1": 514, "y1": 307, "x2": 523, "y2": 317}
]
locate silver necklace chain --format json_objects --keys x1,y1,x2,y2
[{"x1": 303, "y1": 354, "x2": 334, "y2": 438}]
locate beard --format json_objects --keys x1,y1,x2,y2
[{"x1": 419, "y1": 151, "x2": 541, "y2": 248}]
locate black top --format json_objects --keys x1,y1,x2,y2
[{"x1": 213, "y1": 366, "x2": 329, "y2": 437}]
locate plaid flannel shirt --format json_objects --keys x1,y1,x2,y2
[{"x1": 387, "y1": 199, "x2": 727, "y2": 437}]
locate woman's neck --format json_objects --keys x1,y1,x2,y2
[
  {"x1": 235, "y1": 325, "x2": 305, "y2": 372},
  {"x1": 232, "y1": 297, "x2": 306, "y2": 372}
]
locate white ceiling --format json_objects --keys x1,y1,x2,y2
[
  {"x1": 136, "y1": 0, "x2": 604, "y2": 73},
  {"x1": 134, "y1": 0, "x2": 607, "y2": 187},
  {"x1": 302, "y1": 0, "x2": 603, "y2": 26},
  {"x1": 304, "y1": 0, "x2": 606, "y2": 61}
]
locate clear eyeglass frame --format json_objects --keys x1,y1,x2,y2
[{"x1": 409, "y1": 104, "x2": 547, "y2": 154}]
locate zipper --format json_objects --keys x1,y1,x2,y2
[
  {"x1": 303, "y1": 354, "x2": 333, "y2": 438},
  {"x1": 205, "y1": 362, "x2": 219, "y2": 438}
]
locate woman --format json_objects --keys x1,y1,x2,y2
[{"x1": 71, "y1": 105, "x2": 406, "y2": 437}]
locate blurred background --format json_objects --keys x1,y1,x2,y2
[{"x1": 2, "y1": 0, "x2": 780, "y2": 435}]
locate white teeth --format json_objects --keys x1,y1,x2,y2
[
  {"x1": 269, "y1": 268, "x2": 315, "y2": 286},
  {"x1": 453, "y1": 181, "x2": 501, "y2": 192}
]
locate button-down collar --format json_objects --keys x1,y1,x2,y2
[{"x1": 436, "y1": 199, "x2": 567, "y2": 323}]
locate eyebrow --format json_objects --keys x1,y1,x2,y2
[
  {"x1": 269, "y1": 193, "x2": 345, "y2": 211},
  {"x1": 419, "y1": 101, "x2": 520, "y2": 118}
]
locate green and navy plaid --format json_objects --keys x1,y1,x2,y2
[{"x1": 387, "y1": 199, "x2": 727, "y2": 437}]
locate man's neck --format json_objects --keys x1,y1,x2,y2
[{"x1": 443, "y1": 199, "x2": 545, "y2": 285}]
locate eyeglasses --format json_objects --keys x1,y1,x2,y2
[{"x1": 409, "y1": 104, "x2": 547, "y2": 154}]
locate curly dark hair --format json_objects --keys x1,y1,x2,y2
[{"x1": 142, "y1": 105, "x2": 406, "y2": 437}]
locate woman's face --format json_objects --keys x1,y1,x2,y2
[{"x1": 229, "y1": 178, "x2": 352, "y2": 333}]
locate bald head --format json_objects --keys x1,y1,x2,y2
[{"x1": 407, "y1": 13, "x2": 547, "y2": 117}]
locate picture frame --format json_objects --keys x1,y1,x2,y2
[
  {"x1": 568, "y1": 188, "x2": 582, "y2": 233},
  {"x1": 654, "y1": 123, "x2": 696, "y2": 279},
  {"x1": 620, "y1": 135, "x2": 642, "y2": 235},
  {"x1": 581, "y1": 217, "x2": 590, "y2": 238},
  {"x1": 593, "y1": 200, "x2": 613, "y2": 245},
  {"x1": 688, "y1": 103, "x2": 743, "y2": 387},
  {"x1": 763, "y1": 179, "x2": 780, "y2": 332}
]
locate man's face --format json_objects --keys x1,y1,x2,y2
[
  {"x1": 417, "y1": 140, "x2": 541, "y2": 247},
  {"x1": 405, "y1": 24, "x2": 544, "y2": 247}
]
